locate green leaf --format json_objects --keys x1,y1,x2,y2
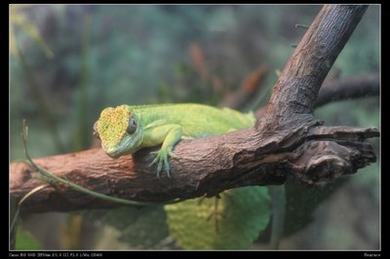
[
  {"x1": 15, "y1": 227, "x2": 41, "y2": 250},
  {"x1": 165, "y1": 186, "x2": 270, "y2": 250}
]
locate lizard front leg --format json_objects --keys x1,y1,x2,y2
[{"x1": 146, "y1": 124, "x2": 183, "y2": 178}]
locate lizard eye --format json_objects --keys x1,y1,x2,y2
[{"x1": 127, "y1": 118, "x2": 137, "y2": 134}]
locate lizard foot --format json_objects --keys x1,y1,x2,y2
[{"x1": 149, "y1": 149, "x2": 172, "y2": 178}]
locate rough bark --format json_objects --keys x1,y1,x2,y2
[{"x1": 10, "y1": 5, "x2": 379, "y2": 214}]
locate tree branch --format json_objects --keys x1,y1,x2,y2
[
  {"x1": 315, "y1": 73, "x2": 379, "y2": 107},
  {"x1": 255, "y1": 72, "x2": 380, "y2": 118},
  {"x1": 10, "y1": 124, "x2": 378, "y2": 213},
  {"x1": 259, "y1": 5, "x2": 368, "y2": 129},
  {"x1": 10, "y1": 5, "x2": 379, "y2": 214}
]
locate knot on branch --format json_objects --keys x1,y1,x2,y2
[{"x1": 292, "y1": 139, "x2": 376, "y2": 186}]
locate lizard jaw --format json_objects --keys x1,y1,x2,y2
[{"x1": 104, "y1": 131, "x2": 144, "y2": 158}]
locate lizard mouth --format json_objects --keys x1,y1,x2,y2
[
  {"x1": 105, "y1": 145, "x2": 137, "y2": 158},
  {"x1": 105, "y1": 148, "x2": 124, "y2": 158},
  {"x1": 104, "y1": 130, "x2": 144, "y2": 158}
]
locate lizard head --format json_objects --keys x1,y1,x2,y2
[{"x1": 94, "y1": 105, "x2": 144, "y2": 158}]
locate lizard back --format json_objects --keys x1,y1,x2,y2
[{"x1": 130, "y1": 103, "x2": 255, "y2": 137}]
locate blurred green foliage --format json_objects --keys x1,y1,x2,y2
[
  {"x1": 84, "y1": 206, "x2": 172, "y2": 249},
  {"x1": 15, "y1": 227, "x2": 42, "y2": 250},
  {"x1": 10, "y1": 5, "x2": 379, "y2": 250}
]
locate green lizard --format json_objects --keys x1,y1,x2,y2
[
  {"x1": 94, "y1": 103, "x2": 255, "y2": 177},
  {"x1": 17, "y1": 104, "x2": 254, "y2": 209},
  {"x1": 13, "y1": 104, "x2": 254, "y2": 228},
  {"x1": 16, "y1": 104, "x2": 285, "y2": 248}
]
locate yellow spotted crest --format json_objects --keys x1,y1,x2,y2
[{"x1": 95, "y1": 105, "x2": 131, "y2": 149}]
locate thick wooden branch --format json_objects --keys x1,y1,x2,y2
[
  {"x1": 10, "y1": 5, "x2": 378, "y2": 214},
  {"x1": 259, "y1": 5, "x2": 368, "y2": 129},
  {"x1": 11, "y1": 124, "x2": 378, "y2": 213}
]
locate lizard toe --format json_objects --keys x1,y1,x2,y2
[{"x1": 168, "y1": 151, "x2": 179, "y2": 159}]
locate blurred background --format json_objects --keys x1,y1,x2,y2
[{"x1": 10, "y1": 4, "x2": 380, "y2": 250}]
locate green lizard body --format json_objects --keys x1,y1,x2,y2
[{"x1": 94, "y1": 103, "x2": 255, "y2": 177}]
